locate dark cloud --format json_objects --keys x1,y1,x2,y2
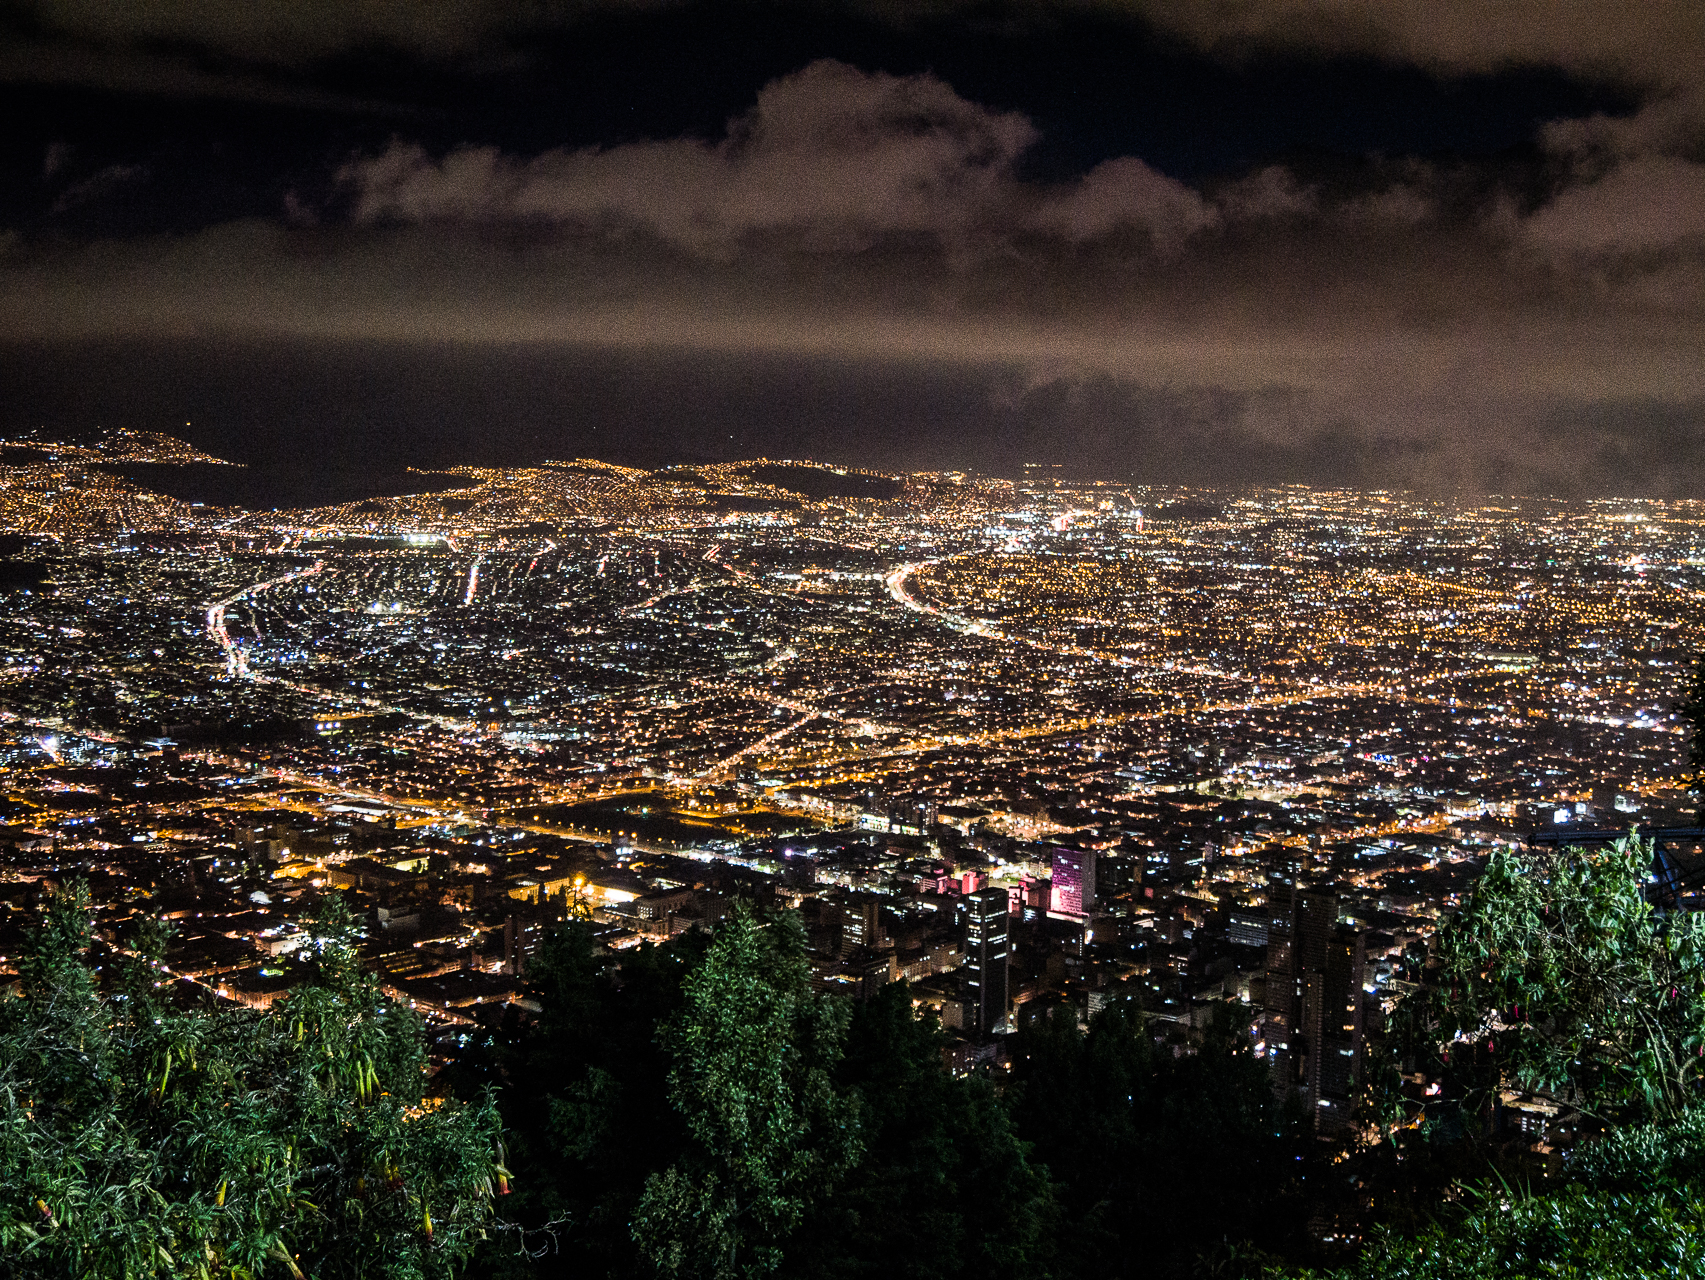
[
  {"x1": 3, "y1": 63, "x2": 1703, "y2": 397},
  {"x1": 1525, "y1": 155, "x2": 1705, "y2": 256},
  {"x1": 41, "y1": 140, "x2": 71, "y2": 177},
  {"x1": 9, "y1": 1, "x2": 1702, "y2": 88},
  {"x1": 337, "y1": 61, "x2": 1209, "y2": 255},
  {"x1": 0, "y1": 35, "x2": 419, "y2": 110},
  {"x1": 1541, "y1": 86, "x2": 1705, "y2": 160},
  {"x1": 2, "y1": 10, "x2": 1704, "y2": 496},
  {"x1": 49, "y1": 161, "x2": 148, "y2": 212},
  {"x1": 2, "y1": 0, "x2": 554, "y2": 64},
  {"x1": 1112, "y1": 0, "x2": 1705, "y2": 86}
]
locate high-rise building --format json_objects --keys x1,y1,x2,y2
[
  {"x1": 959, "y1": 887, "x2": 1010, "y2": 1037},
  {"x1": 1294, "y1": 888, "x2": 1338, "y2": 974},
  {"x1": 1097, "y1": 851, "x2": 1137, "y2": 906},
  {"x1": 1301, "y1": 927, "x2": 1366, "y2": 1133},
  {"x1": 1262, "y1": 884, "x2": 1366, "y2": 1133},
  {"x1": 1050, "y1": 847, "x2": 1096, "y2": 918},
  {"x1": 1261, "y1": 893, "x2": 1295, "y2": 1083},
  {"x1": 1227, "y1": 910, "x2": 1270, "y2": 949},
  {"x1": 840, "y1": 895, "x2": 885, "y2": 956}
]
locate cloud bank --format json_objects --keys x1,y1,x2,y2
[
  {"x1": 1120, "y1": 0, "x2": 1705, "y2": 86},
  {"x1": 8, "y1": 1, "x2": 1703, "y2": 84},
  {"x1": 3, "y1": 52, "x2": 1705, "y2": 495}
]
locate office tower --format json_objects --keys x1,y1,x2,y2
[
  {"x1": 1262, "y1": 892, "x2": 1295, "y2": 1086},
  {"x1": 1227, "y1": 909, "x2": 1269, "y2": 949},
  {"x1": 1262, "y1": 884, "x2": 1366, "y2": 1132},
  {"x1": 960, "y1": 887, "x2": 1010, "y2": 1037},
  {"x1": 840, "y1": 895, "x2": 884, "y2": 956},
  {"x1": 1097, "y1": 851, "x2": 1135, "y2": 903},
  {"x1": 1301, "y1": 927, "x2": 1366, "y2": 1134},
  {"x1": 1294, "y1": 888, "x2": 1338, "y2": 974},
  {"x1": 1050, "y1": 847, "x2": 1096, "y2": 918}
]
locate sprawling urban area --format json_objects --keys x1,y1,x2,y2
[{"x1": 2, "y1": 428, "x2": 1699, "y2": 1135}]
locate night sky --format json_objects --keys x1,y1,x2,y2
[{"x1": 2, "y1": 2, "x2": 1703, "y2": 497}]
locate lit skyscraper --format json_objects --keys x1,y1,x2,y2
[
  {"x1": 1263, "y1": 886, "x2": 1366, "y2": 1132},
  {"x1": 840, "y1": 895, "x2": 884, "y2": 956},
  {"x1": 1050, "y1": 847, "x2": 1096, "y2": 918},
  {"x1": 960, "y1": 887, "x2": 1009, "y2": 1037}
]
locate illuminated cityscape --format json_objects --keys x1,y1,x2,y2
[
  {"x1": 6, "y1": 3, "x2": 1705, "y2": 1272},
  {"x1": 3, "y1": 429, "x2": 1700, "y2": 1092}
]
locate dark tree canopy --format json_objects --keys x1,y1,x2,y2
[
  {"x1": 1324, "y1": 839, "x2": 1705, "y2": 1278},
  {"x1": 632, "y1": 901, "x2": 862, "y2": 1280},
  {"x1": 1006, "y1": 999, "x2": 1313, "y2": 1278},
  {"x1": 787, "y1": 982, "x2": 1056, "y2": 1280},
  {"x1": 28, "y1": 845, "x2": 1705, "y2": 1280},
  {"x1": 0, "y1": 884, "x2": 505, "y2": 1279},
  {"x1": 1396, "y1": 839, "x2": 1705, "y2": 1123}
]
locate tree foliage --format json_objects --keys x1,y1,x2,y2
[
  {"x1": 631, "y1": 901, "x2": 862, "y2": 1280},
  {"x1": 1314, "y1": 1113, "x2": 1705, "y2": 1278},
  {"x1": 1319, "y1": 840, "x2": 1705, "y2": 1278},
  {"x1": 1330, "y1": 1110, "x2": 1705, "y2": 1277},
  {"x1": 1404, "y1": 839, "x2": 1705, "y2": 1123},
  {"x1": 1310, "y1": 1182, "x2": 1705, "y2": 1280},
  {"x1": 787, "y1": 982, "x2": 1056, "y2": 1280},
  {"x1": 1008, "y1": 998, "x2": 1312, "y2": 1278},
  {"x1": 0, "y1": 884, "x2": 505, "y2": 1279},
  {"x1": 457, "y1": 920, "x2": 708, "y2": 1279}
]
